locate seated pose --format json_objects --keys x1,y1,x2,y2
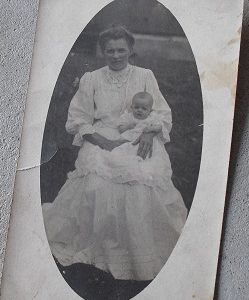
[{"x1": 42, "y1": 25, "x2": 187, "y2": 281}]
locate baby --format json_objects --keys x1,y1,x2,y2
[
  {"x1": 88, "y1": 91, "x2": 172, "y2": 187},
  {"x1": 118, "y1": 91, "x2": 167, "y2": 144}
]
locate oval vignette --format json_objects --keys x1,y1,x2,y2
[{"x1": 40, "y1": 0, "x2": 203, "y2": 299}]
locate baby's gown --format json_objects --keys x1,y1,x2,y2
[
  {"x1": 89, "y1": 111, "x2": 173, "y2": 189},
  {"x1": 42, "y1": 65, "x2": 187, "y2": 280}
]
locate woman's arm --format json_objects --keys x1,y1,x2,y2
[
  {"x1": 84, "y1": 133, "x2": 128, "y2": 151},
  {"x1": 66, "y1": 73, "x2": 94, "y2": 136},
  {"x1": 66, "y1": 72, "x2": 129, "y2": 150}
]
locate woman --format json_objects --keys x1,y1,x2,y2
[{"x1": 43, "y1": 25, "x2": 187, "y2": 281}]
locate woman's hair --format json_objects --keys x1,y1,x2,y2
[{"x1": 99, "y1": 25, "x2": 135, "y2": 53}]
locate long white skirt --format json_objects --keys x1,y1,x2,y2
[{"x1": 42, "y1": 131, "x2": 187, "y2": 280}]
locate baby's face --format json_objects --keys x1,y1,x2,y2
[{"x1": 131, "y1": 96, "x2": 153, "y2": 120}]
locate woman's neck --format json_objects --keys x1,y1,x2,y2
[{"x1": 108, "y1": 64, "x2": 130, "y2": 73}]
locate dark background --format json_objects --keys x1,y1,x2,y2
[{"x1": 40, "y1": 0, "x2": 203, "y2": 299}]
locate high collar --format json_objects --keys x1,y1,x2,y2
[{"x1": 107, "y1": 64, "x2": 131, "y2": 75}]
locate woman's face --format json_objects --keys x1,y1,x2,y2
[{"x1": 103, "y1": 38, "x2": 131, "y2": 71}]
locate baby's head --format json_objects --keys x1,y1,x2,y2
[{"x1": 131, "y1": 92, "x2": 153, "y2": 120}]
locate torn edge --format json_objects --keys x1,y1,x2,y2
[{"x1": 17, "y1": 148, "x2": 58, "y2": 172}]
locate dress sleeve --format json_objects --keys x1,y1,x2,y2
[
  {"x1": 145, "y1": 69, "x2": 172, "y2": 143},
  {"x1": 65, "y1": 72, "x2": 95, "y2": 146}
]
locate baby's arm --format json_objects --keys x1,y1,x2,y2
[
  {"x1": 118, "y1": 122, "x2": 136, "y2": 133},
  {"x1": 118, "y1": 112, "x2": 136, "y2": 133}
]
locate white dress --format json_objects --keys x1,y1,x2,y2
[{"x1": 42, "y1": 65, "x2": 187, "y2": 281}]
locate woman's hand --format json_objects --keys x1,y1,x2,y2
[{"x1": 132, "y1": 132, "x2": 155, "y2": 159}]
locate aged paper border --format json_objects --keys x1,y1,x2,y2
[{"x1": 1, "y1": 0, "x2": 243, "y2": 299}]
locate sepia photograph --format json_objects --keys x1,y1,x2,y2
[
  {"x1": 41, "y1": 0, "x2": 202, "y2": 299},
  {"x1": 0, "y1": 0, "x2": 243, "y2": 299}
]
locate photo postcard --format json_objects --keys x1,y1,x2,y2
[{"x1": 0, "y1": 0, "x2": 244, "y2": 299}]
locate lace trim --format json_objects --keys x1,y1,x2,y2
[{"x1": 105, "y1": 64, "x2": 133, "y2": 88}]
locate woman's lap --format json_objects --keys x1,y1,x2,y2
[{"x1": 42, "y1": 169, "x2": 187, "y2": 280}]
